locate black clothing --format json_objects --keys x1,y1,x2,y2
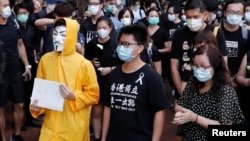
[
  {"x1": 221, "y1": 25, "x2": 250, "y2": 75},
  {"x1": 102, "y1": 65, "x2": 168, "y2": 141},
  {"x1": 85, "y1": 38, "x2": 121, "y2": 101},
  {"x1": 79, "y1": 17, "x2": 98, "y2": 44},
  {"x1": 171, "y1": 25, "x2": 227, "y2": 82},
  {"x1": 178, "y1": 77, "x2": 244, "y2": 141}
]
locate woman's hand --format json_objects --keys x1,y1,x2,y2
[{"x1": 173, "y1": 108, "x2": 196, "y2": 124}]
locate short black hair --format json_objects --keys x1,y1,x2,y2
[
  {"x1": 184, "y1": 0, "x2": 207, "y2": 13},
  {"x1": 223, "y1": 0, "x2": 244, "y2": 12},
  {"x1": 118, "y1": 24, "x2": 149, "y2": 49},
  {"x1": 245, "y1": 1, "x2": 250, "y2": 8},
  {"x1": 203, "y1": 0, "x2": 218, "y2": 12},
  {"x1": 118, "y1": 7, "x2": 134, "y2": 23},
  {"x1": 54, "y1": 2, "x2": 74, "y2": 17},
  {"x1": 96, "y1": 16, "x2": 113, "y2": 28},
  {"x1": 54, "y1": 18, "x2": 66, "y2": 27},
  {"x1": 167, "y1": 2, "x2": 182, "y2": 14},
  {"x1": 88, "y1": 0, "x2": 103, "y2": 4}
]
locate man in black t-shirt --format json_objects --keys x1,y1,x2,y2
[
  {"x1": 0, "y1": 0, "x2": 31, "y2": 140},
  {"x1": 80, "y1": 0, "x2": 104, "y2": 45},
  {"x1": 101, "y1": 24, "x2": 168, "y2": 141},
  {"x1": 170, "y1": 0, "x2": 227, "y2": 97},
  {"x1": 221, "y1": 0, "x2": 250, "y2": 89}
]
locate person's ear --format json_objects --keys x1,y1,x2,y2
[
  {"x1": 137, "y1": 45, "x2": 144, "y2": 54},
  {"x1": 202, "y1": 11, "x2": 208, "y2": 22}
]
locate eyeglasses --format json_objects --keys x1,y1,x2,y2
[
  {"x1": 88, "y1": 3, "x2": 100, "y2": 6},
  {"x1": 118, "y1": 42, "x2": 138, "y2": 47},
  {"x1": 191, "y1": 65, "x2": 212, "y2": 70},
  {"x1": 226, "y1": 10, "x2": 243, "y2": 16}
]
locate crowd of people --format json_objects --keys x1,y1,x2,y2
[{"x1": 0, "y1": 0, "x2": 249, "y2": 141}]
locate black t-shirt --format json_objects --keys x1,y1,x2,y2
[
  {"x1": 79, "y1": 17, "x2": 98, "y2": 44},
  {"x1": 151, "y1": 27, "x2": 170, "y2": 50},
  {"x1": 84, "y1": 37, "x2": 121, "y2": 97},
  {"x1": 85, "y1": 38, "x2": 120, "y2": 67},
  {"x1": 164, "y1": 21, "x2": 186, "y2": 41},
  {"x1": 140, "y1": 43, "x2": 161, "y2": 65},
  {"x1": 221, "y1": 25, "x2": 250, "y2": 75},
  {"x1": 171, "y1": 24, "x2": 227, "y2": 81},
  {"x1": 0, "y1": 20, "x2": 22, "y2": 72},
  {"x1": 20, "y1": 24, "x2": 39, "y2": 59},
  {"x1": 151, "y1": 27, "x2": 170, "y2": 71},
  {"x1": 102, "y1": 65, "x2": 168, "y2": 141}
]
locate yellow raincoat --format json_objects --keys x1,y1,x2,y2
[{"x1": 31, "y1": 18, "x2": 99, "y2": 141}]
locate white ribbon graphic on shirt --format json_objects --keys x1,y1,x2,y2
[{"x1": 135, "y1": 72, "x2": 144, "y2": 85}]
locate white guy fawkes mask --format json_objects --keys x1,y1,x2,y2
[{"x1": 53, "y1": 26, "x2": 66, "y2": 52}]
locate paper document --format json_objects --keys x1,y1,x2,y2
[{"x1": 30, "y1": 78, "x2": 64, "y2": 112}]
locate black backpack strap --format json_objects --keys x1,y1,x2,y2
[
  {"x1": 247, "y1": 49, "x2": 250, "y2": 64},
  {"x1": 246, "y1": 49, "x2": 250, "y2": 76}
]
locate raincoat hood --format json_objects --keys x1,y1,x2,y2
[
  {"x1": 54, "y1": 18, "x2": 79, "y2": 55},
  {"x1": 33, "y1": 18, "x2": 99, "y2": 141}
]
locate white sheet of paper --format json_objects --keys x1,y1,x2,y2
[{"x1": 30, "y1": 78, "x2": 64, "y2": 112}]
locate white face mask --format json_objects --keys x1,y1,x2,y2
[
  {"x1": 117, "y1": 0, "x2": 122, "y2": 5},
  {"x1": 97, "y1": 29, "x2": 110, "y2": 39},
  {"x1": 47, "y1": 4, "x2": 56, "y2": 11},
  {"x1": 88, "y1": 5, "x2": 100, "y2": 15},
  {"x1": 208, "y1": 13, "x2": 216, "y2": 22},
  {"x1": 72, "y1": 11, "x2": 76, "y2": 17},
  {"x1": 136, "y1": 5, "x2": 140, "y2": 10},
  {"x1": 121, "y1": 17, "x2": 131, "y2": 26},
  {"x1": 193, "y1": 67, "x2": 212, "y2": 82},
  {"x1": 1, "y1": 6, "x2": 11, "y2": 19},
  {"x1": 181, "y1": 15, "x2": 186, "y2": 21},
  {"x1": 168, "y1": 14, "x2": 175, "y2": 22},
  {"x1": 186, "y1": 18, "x2": 203, "y2": 32},
  {"x1": 245, "y1": 12, "x2": 250, "y2": 22},
  {"x1": 53, "y1": 26, "x2": 66, "y2": 52},
  {"x1": 226, "y1": 14, "x2": 242, "y2": 25}
]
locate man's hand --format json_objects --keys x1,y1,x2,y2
[
  {"x1": 23, "y1": 68, "x2": 32, "y2": 81},
  {"x1": 59, "y1": 84, "x2": 76, "y2": 100}
]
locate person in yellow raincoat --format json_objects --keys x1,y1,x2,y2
[{"x1": 30, "y1": 18, "x2": 100, "y2": 141}]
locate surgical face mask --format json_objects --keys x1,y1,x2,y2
[
  {"x1": 97, "y1": 29, "x2": 110, "y2": 39},
  {"x1": 216, "y1": 10, "x2": 222, "y2": 16},
  {"x1": 88, "y1": 5, "x2": 100, "y2": 15},
  {"x1": 245, "y1": 12, "x2": 250, "y2": 22},
  {"x1": 186, "y1": 18, "x2": 203, "y2": 32},
  {"x1": 72, "y1": 11, "x2": 77, "y2": 17},
  {"x1": 168, "y1": 14, "x2": 175, "y2": 22},
  {"x1": 182, "y1": 1, "x2": 187, "y2": 6},
  {"x1": 181, "y1": 15, "x2": 186, "y2": 21},
  {"x1": 106, "y1": 5, "x2": 113, "y2": 13},
  {"x1": 148, "y1": 17, "x2": 159, "y2": 25},
  {"x1": 136, "y1": 5, "x2": 140, "y2": 10},
  {"x1": 53, "y1": 26, "x2": 66, "y2": 52},
  {"x1": 208, "y1": 13, "x2": 216, "y2": 22},
  {"x1": 17, "y1": 14, "x2": 29, "y2": 23},
  {"x1": 47, "y1": 4, "x2": 56, "y2": 11},
  {"x1": 1, "y1": 6, "x2": 11, "y2": 19},
  {"x1": 121, "y1": 17, "x2": 131, "y2": 26},
  {"x1": 117, "y1": 0, "x2": 121, "y2": 5},
  {"x1": 226, "y1": 14, "x2": 242, "y2": 25},
  {"x1": 116, "y1": 45, "x2": 135, "y2": 62},
  {"x1": 193, "y1": 67, "x2": 212, "y2": 82}
]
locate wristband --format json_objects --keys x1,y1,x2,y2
[
  {"x1": 25, "y1": 65, "x2": 32, "y2": 69},
  {"x1": 195, "y1": 114, "x2": 198, "y2": 123},
  {"x1": 193, "y1": 113, "x2": 198, "y2": 123}
]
